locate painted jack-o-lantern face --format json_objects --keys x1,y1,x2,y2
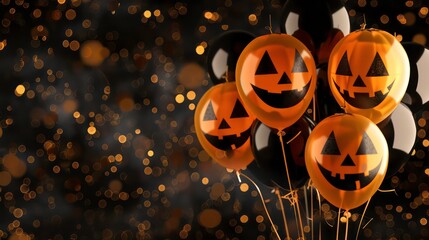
[
  {"x1": 194, "y1": 82, "x2": 255, "y2": 170},
  {"x1": 305, "y1": 113, "x2": 388, "y2": 210},
  {"x1": 328, "y1": 29, "x2": 410, "y2": 124},
  {"x1": 236, "y1": 34, "x2": 317, "y2": 130}
]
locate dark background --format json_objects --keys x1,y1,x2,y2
[{"x1": 0, "y1": 0, "x2": 428, "y2": 239}]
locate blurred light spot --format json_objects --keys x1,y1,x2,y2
[
  {"x1": 144, "y1": 10, "x2": 151, "y2": 18},
  {"x1": 87, "y1": 126, "x2": 96, "y2": 135},
  {"x1": 0, "y1": 40, "x2": 7, "y2": 50},
  {"x1": 202, "y1": 177, "x2": 209, "y2": 185},
  {"x1": 404, "y1": 12, "x2": 416, "y2": 26},
  {"x1": 62, "y1": 99, "x2": 78, "y2": 113},
  {"x1": 380, "y1": 15, "x2": 389, "y2": 24},
  {"x1": 0, "y1": 171, "x2": 12, "y2": 186},
  {"x1": 178, "y1": 63, "x2": 206, "y2": 89},
  {"x1": 65, "y1": 9, "x2": 76, "y2": 20},
  {"x1": 196, "y1": 45, "x2": 204, "y2": 55},
  {"x1": 198, "y1": 209, "x2": 222, "y2": 228},
  {"x1": 397, "y1": 14, "x2": 407, "y2": 24},
  {"x1": 109, "y1": 179, "x2": 122, "y2": 193},
  {"x1": 240, "y1": 215, "x2": 248, "y2": 223},
  {"x1": 158, "y1": 184, "x2": 165, "y2": 192},
  {"x1": 148, "y1": 150, "x2": 154, "y2": 157},
  {"x1": 175, "y1": 94, "x2": 185, "y2": 103},
  {"x1": 118, "y1": 135, "x2": 127, "y2": 144},
  {"x1": 240, "y1": 183, "x2": 249, "y2": 192},
  {"x1": 3, "y1": 153, "x2": 27, "y2": 178},
  {"x1": 80, "y1": 40, "x2": 110, "y2": 67},
  {"x1": 412, "y1": 33, "x2": 427, "y2": 45},
  {"x1": 15, "y1": 84, "x2": 25, "y2": 96},
  {"x1": 420, "y1": 7, "x2": 428, "y2": 17},
  {"x1": 118, "y1": 96, "x2": 134, "y2": 112},
  {"x1": 248, "y1": 14, "x2": 258, "y2": 25}
]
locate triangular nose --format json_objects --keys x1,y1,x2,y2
[
  {"x1": 218, "y1": 118, "x2": 231, "y2": 129},
  {"x1": 341, "y1": 154, "x2": 356, "y2": 166},
  {"x1": 353, "y1": 75, "x2": 366, "y2": 87},
  {"x1": 278, "y1": 72, "x2": 292, "y2": 84}
]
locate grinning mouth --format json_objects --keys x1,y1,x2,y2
[
  {"x1": 316, "y1": 157, "x2": 382, "y2": 191},
  {"x1": 333, "y1": 79, "x2": 394, "y2": 109},
  {"x1": 203, "y1": 127, "x2": 252, "y2": 151},
  {"x1": 251, "y1": 77, "x2": 312, "y2": 108}
]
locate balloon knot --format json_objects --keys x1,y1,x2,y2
[{"x1": 277, "y1": 130, "x2": 286, "y2": 137}]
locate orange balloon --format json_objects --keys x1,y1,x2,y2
[
  {"x1": 194, "y1": 82, "x2": 256, "y2": 170},
  {"x1": 305, "y1": 113, "x2": 388, "y2": 210},
  {"x1": 328, "y1": 28, "x2": 410, "y2": 124},
  {"x1": 236, "y1": 34, "x2": 317, "y2": 130}
]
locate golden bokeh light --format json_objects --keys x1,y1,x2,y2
[{"x1": 80, "y1": 40, "x2": 110, "y2": 66}]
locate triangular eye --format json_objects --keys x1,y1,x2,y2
[
  {"x1": 353, "y1": 75, "x2": 366, "y2": 87},
  {"x1": 367, "y1": 53, "x2": 389, "y2": 76},
  {"x1": 336, "y1": 51, "x2": 353, "y2": 76},
  {"x1": 255, "y1": 51, "x2": 278, "y2": 75},
  {"x1": 292, "y1": 49, "x2": 308, "y2": 72},
  {"x1": 203, "y1": 101, "x2": 217, "y2": 121},
  {"x1": 230, "y1": 99, "x2": 249, "y2": 118},
  {"x1": 356, "y1": 132, "x2": 377, "y2": 155},
  {"x1": 321, "y1": 131, "x2": 341, "y2": 155}
]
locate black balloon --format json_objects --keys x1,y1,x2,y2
[
  {"x1": 401, "y1": 42, "x2": 429, "y2": 112},
  {"x1": 314, "y1": 65, "x2": 343, "y2": 121},
  {"x1": 378, "y1": 103, "x2": 417, "y2": 178},
  {"x1": 248, "y1": 116, "x2": 314, "y2": 190},
  {"x1": 206, "y1": 30, "x2": 255, "y2": 85},
  {"x1": 280, "y1": 0, "x2": 350, "y2": 66}
]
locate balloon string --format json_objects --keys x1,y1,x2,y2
[
  {"x1": 312, "y1": 94, "x2": 317, "y2": 122},
  {"x1": 344, "y1": 212, "x2": 350, "y2": 240},
  {"x1": 277, "y1": 131, "x2": 294, "y2": 192},
  {"x1": 378, "y1": 188, "x2": 398, "y2": 196},
  {"x1": 278, "y1": 131, "x2": 306, "y2": 239},
  {"x1": 306, "y1": 181, "x2": 314, "y2": 240},
  {"x1": 295, "y1": 196, "x2": 306, "y2": 240},
  {"x1": 265, "y1": 14, "x2": 273, "y2": 34},
  {"x1": 239, "y1": 172, "x2": 281, "y2": 240},
  {"x1": 316, "y1": 187, "x2": 322, "y2": 240},
  {"x1": 235, "y1": 170, "x2": 242, "y2": 183},
  {"x1": 356, "y1": 197, "x2": 372, "y2": 240},
  {"x1": 336, "y1": 207, "x2": 341, "y2": 240},
  {"x1": 275, "y1": 188, "x2": 291, "y2": 240},
  {"x1": 287, "y1": 131, "x2": 301, "y2": 144}
]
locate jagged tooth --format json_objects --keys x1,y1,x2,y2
[
  {"x1": 369, "y1": 91, "x2": 375, "y2": 97},
  {"x1": 231, "y1": 144, "x2": 236, "y2": 150},
  {"x1": 218, "y1": 136, "x2": 223, "y2": 140},
  {"x1": 381, "y1": 87, "x2": 390, "y2": 95},
  {"x1": 340, "y1": 173, "x2": 345, "y2": 180},
  {"x1": 236, "y1": 133, "x2": 241, "y2": 138}
]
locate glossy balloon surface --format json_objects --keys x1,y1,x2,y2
[
  {"x1": 249, "y1": 116, "x2": 314, "y2": 189},
  {"x1": 236, "y1": 34, "x2": 317, "y2": 130},
  {"x1": 305, "y1": 113, "x2": 388, "y2": 210},
  {"x1": 328, "y1": 29, "x2": 410, "y2": 124},
  {"x1": 401, "y1": 42, "x2": 429, "y2": 112},
  {"x1": 378, "y1": 103, "x2": 416, "y2": 178},
  {"x1": 206, "y1": 30, "x2": 255, "y2": 85},
  {"x1": 194, "y1": 82, "x2": 256, "y2": 170},
  {"x1": 280, "y1": 0, "x2": 350, "y2": 65}
]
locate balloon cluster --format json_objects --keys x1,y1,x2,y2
[{"x1": 195, "y1": 0, "x2": 427, "y2": 213}]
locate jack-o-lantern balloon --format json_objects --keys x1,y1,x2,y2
[
  {"x1": 305, "y1": 113, "x2": 388, "y2": 210},
  {"x1": 236, "y1": 34, "x2": 317, "y2": 130},
  {"x1": 328, "y1": 28, "x2": 410, "y2": 124},
  {"x1": 194, "y1": 82, "x2": 256, "y2": 170}
]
